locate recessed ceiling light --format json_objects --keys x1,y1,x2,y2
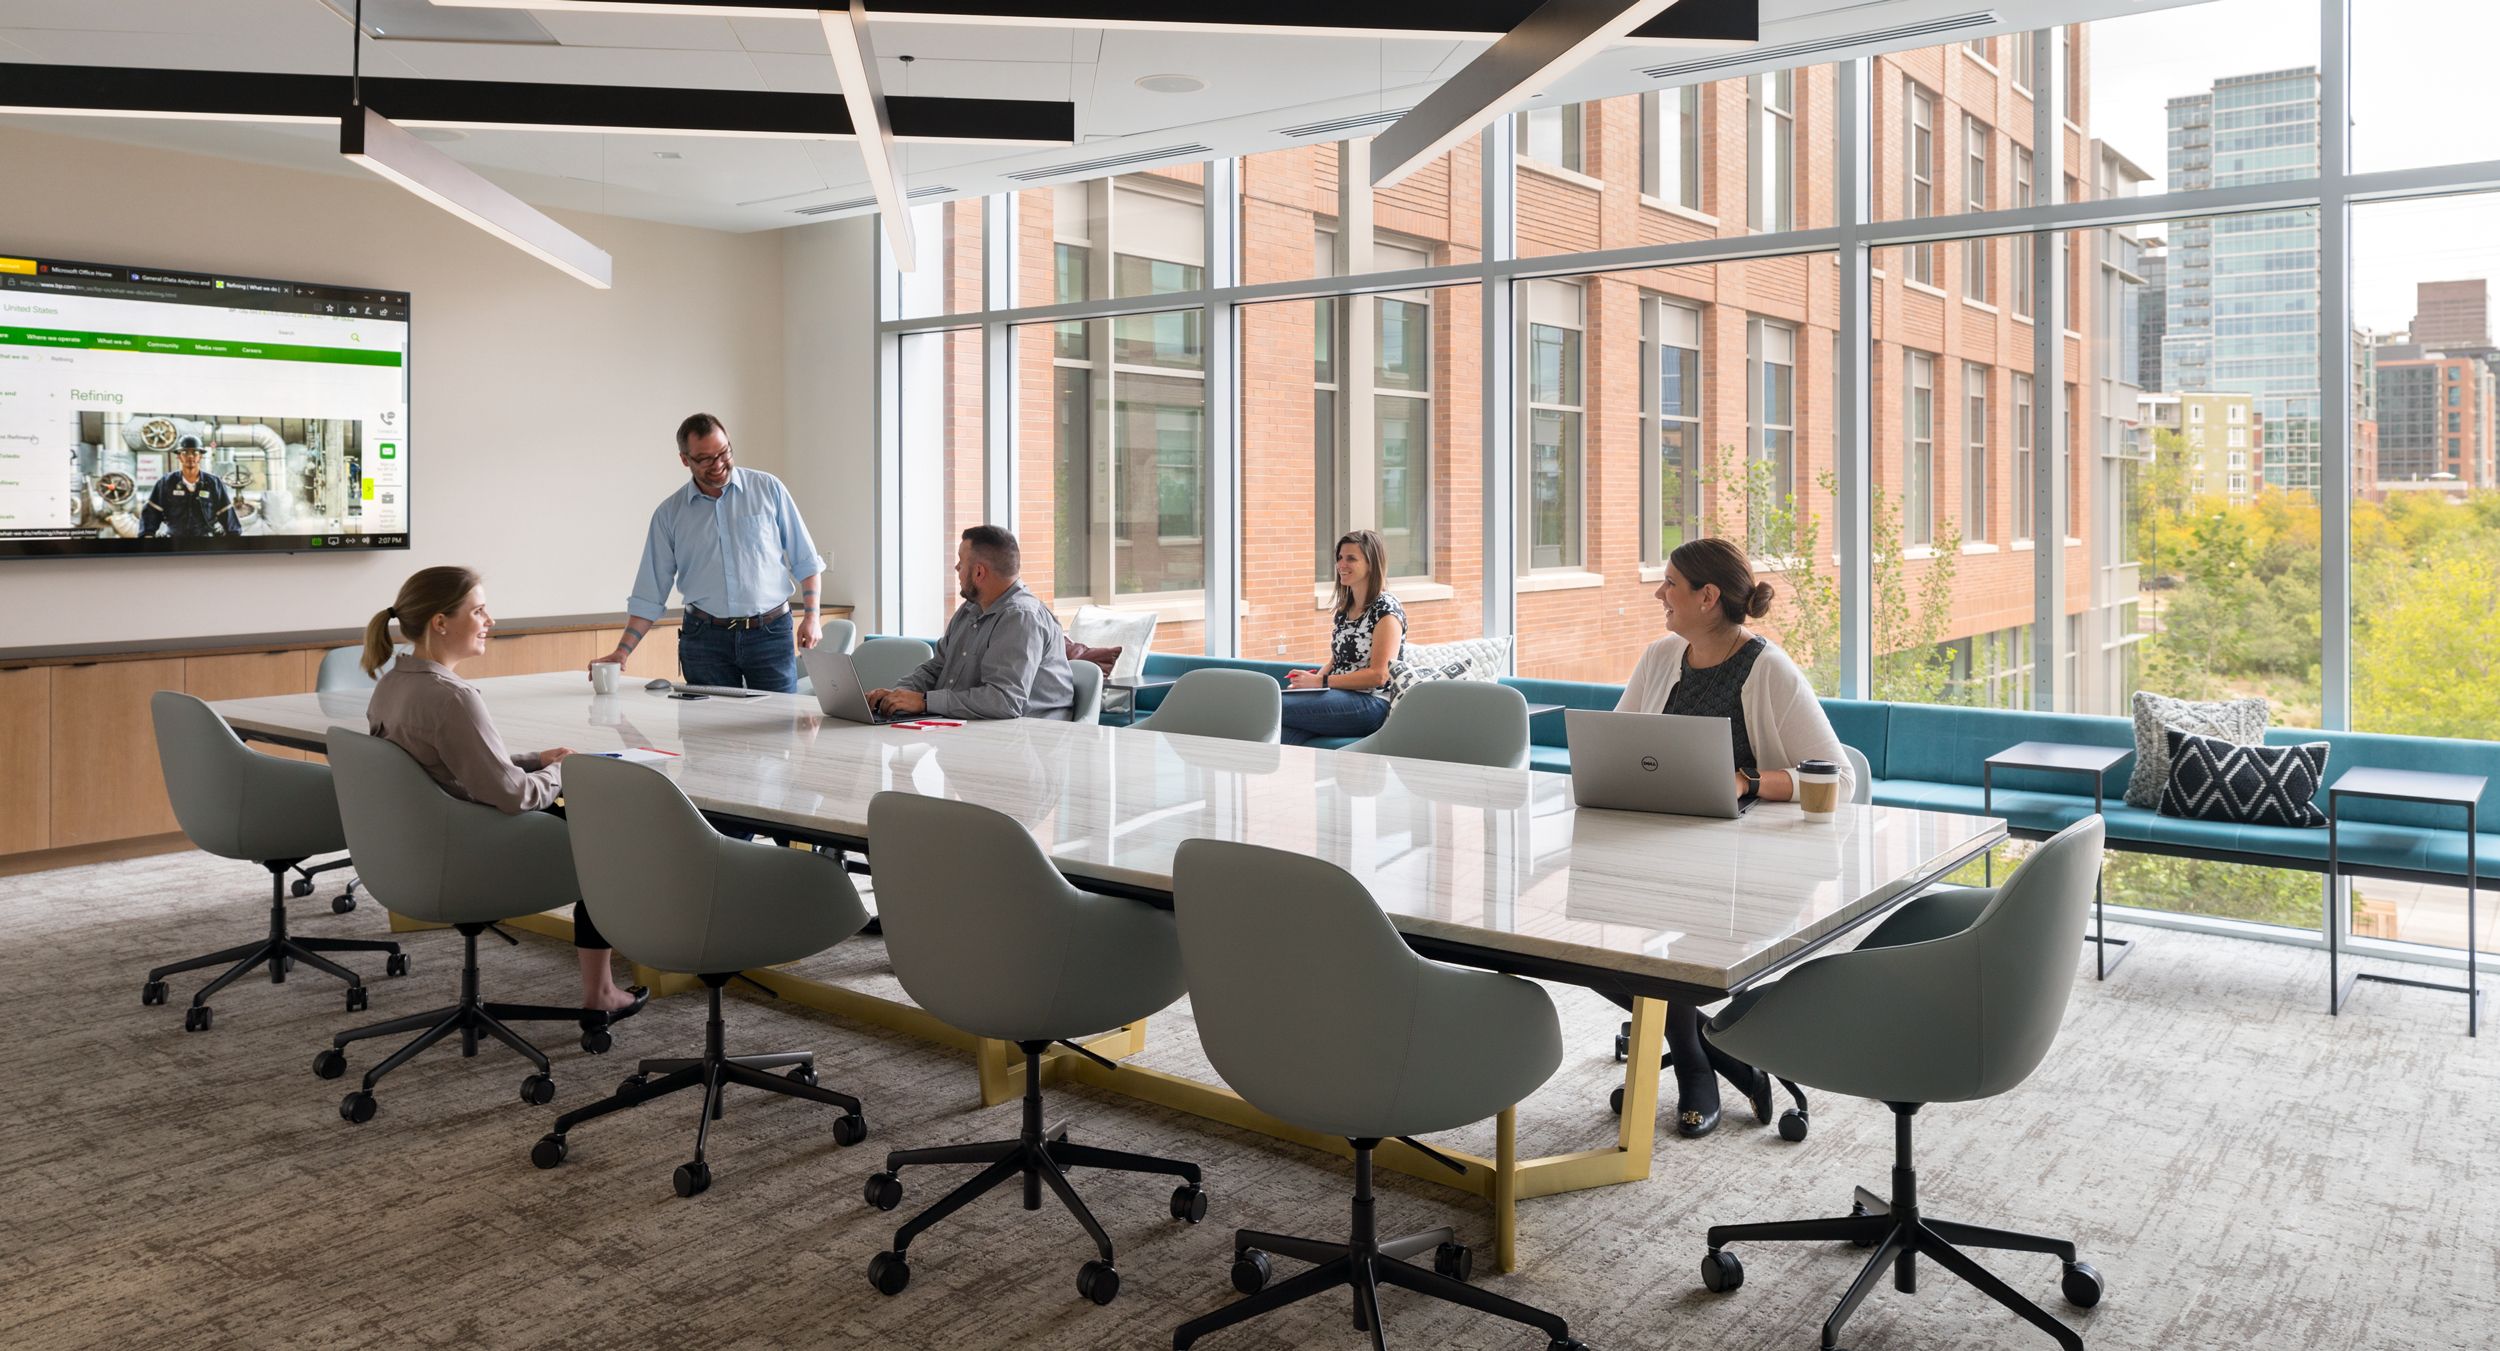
[
  {"x1": 409, "y1": 126, "x2": 467, "y2": 142},
  {"x1": 1135, "y1": 74, "x2": 1205, "y2": 95},
  {"x1": 654, "y1": 150, "x2": 683, "y2": 159}
]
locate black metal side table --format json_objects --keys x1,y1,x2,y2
[
  {"x1": 2327, "y1": 766, "x2": 2486, "y2": 1037},
  {"x1": 1984, "y1": 740, "x2": 2135, "y2": 980}
]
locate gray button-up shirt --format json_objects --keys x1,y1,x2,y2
[{"x1": 895, "y1": 581, "x2": 1076, "y2": 721}]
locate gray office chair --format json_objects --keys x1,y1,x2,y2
[
  {"x1": 1129, "y1": 668, "x2": 1281, "y2": 742},
  {"x1": 534, "y1": 753, "x2": 872, "y2": 1196},
  {"x1": 859, "y1": 792, "x2": 1204, "y2": 1305},
  {"x1": 1343, "y1": 681, "x2": 1530, "y2": 769},
  {"x1": 852, "y1": 636, "x2": 936, "y2": 694},
  {"x1": 1067, "y1": 658, "x2": 1105, "y2": 724},
  {"x1": 1169, "y1": 841, "x2": 1583, "y2": 1351},
  {"x1": 1843, "y1": 743, "x2": 1874, "y2": 804},
  {"x1": 312, "y1": 644, "x2": 397, "y2": 913},
  {"x1": 319, "y1": 728, "x2": 599, "y2": 1123},
  {"x1": 143, "y1": 692, "x2": 402, "y2": 1032},
  {"x1": 1697, "y1": 816, "x2": 2108, "y2": 1351}
]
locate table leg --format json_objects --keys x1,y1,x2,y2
[
  {"x1": 1616, "y1": 997, "x2": 1665, "y2": 1174},
  {"x1": 2328, "y1": 799, "x2": 2348, "y2": 1016},
  {"x1": 1493, "y1": 1106, "x2": 1519, "y2": 1274},
  {"x1": 1983, "y1": 765, "x2": 1995, "y2": 887},
  {"x1": 2469, "y1": 808, "x2": 2479, "y2": 1039}
]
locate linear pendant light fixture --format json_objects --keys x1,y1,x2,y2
[
  {"x1": 819, "y1": 1, "x2": 917, "y2": 270},
  {"x1": 341, "y1": 107, "x2": 614, "y2": 287}
]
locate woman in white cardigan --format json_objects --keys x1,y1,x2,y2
[{"x1": 1612, "y1": 537, "x2": 1853, "y2": 1138}]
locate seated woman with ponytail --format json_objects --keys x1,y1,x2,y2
[
  {"x1": 362, "y1": 566, "x2": 646, "y2": 1025},
  {"x1": 1612, "y1": 537, "x2": 1854, "y2": 1140}
]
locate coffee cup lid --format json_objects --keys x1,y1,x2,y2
[{"x1": 1795, "y1": 758, "x2": 1839, "y2": 774}]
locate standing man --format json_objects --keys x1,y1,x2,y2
[
  {"x1": 594, "y1": 412, "x2": 825, "y2": 691},
  {"x1": 141, "y1": 435, "x2": 243, "y2": 539}
]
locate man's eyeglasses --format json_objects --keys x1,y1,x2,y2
[{"x1": 684, "y1": 445, "x2": 734, "y2": 471}]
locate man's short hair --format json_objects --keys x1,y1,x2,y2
[
  {"x1": 961, "y1": 525, "x2": 1020, "y2": 578},
  {"x1": 675, "y1": 412, "x2": 728, "y2": 454}
]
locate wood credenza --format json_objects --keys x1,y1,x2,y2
[{"x1": 0, "y1": 609, "x2": 839, "y2": 871}]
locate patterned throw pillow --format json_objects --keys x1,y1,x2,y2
[
  {"x1": 2157, "y1": 729, "x2": 2328, "y2": 828},
  {"x1": 1385, "y1": 635, "x2": 1513, "y2": 702},
  {"x1": 2126, "y1": 690, "x2": 2269, "y2": 809},
  {"x1": 1061, "y1": 637, "x2": 1120, "y2": 677}
]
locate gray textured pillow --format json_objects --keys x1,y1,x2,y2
[{"x1": 2126, "y1": 690, "x2": 2269, "y2": 808}]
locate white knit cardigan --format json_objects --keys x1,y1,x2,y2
[{"x1": 1610, "y1": 633, "x2": 1857, "y2": 804}]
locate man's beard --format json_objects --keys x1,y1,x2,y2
[{"x1": 958, "y1": 583, "x2": 977, "y2": 603}]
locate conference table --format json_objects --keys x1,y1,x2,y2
[{"x1": 212, "y1": 674, "x2": 2005, "y2": 1271}]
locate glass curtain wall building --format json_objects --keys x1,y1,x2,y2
[{"x1": 877, "y1": 0, "x2": 2500, "y2": 963}]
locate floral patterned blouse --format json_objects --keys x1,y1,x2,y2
[{"x1": 1328, "y1": 593, "x2": 1409, "y2": 703}]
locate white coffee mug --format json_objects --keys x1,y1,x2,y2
[{"x1": 590, "y1": 661, "x2": 621, "y2": 695}]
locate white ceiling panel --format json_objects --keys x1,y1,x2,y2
[
  {"x1": 528, "y1": 10, "x2": 746, "y2": 51},
  {"x1": 741, "y1": 49, "x2": 843, "y2": 94},
  {"x1": 727, "y1": 16, "x2": 834, "y2": 57},
  {"x1": 872, "y1": 58, "x2": 1086, "y2": 106},
  {"x1": 375, "y1": 39, "x2": 768, "y2": 88}
]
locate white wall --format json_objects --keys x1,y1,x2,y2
[
  {"x1": 0, "y1": 123, "x2": 788, "y2": 648},
  {"x1": 776, "y1": 216, "x2": 881, "y2": 631}
]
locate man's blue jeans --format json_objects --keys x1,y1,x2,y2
[
  {"x1": 1279, "y1": 688, "x2": 1392, "y2": 745},
  {"x1": 679, "y1": 611, "x2": 798, "y2": 692}
]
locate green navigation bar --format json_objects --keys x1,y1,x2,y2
[{"x1": 0, "y1": 325, "x2": 401, "y2": 367}]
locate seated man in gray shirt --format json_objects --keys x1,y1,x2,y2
[{"x1": 868, "y1": 524, "x2": 1077, "y2": 721}]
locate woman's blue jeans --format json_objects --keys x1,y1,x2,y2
[{"x1": 1279, "y1": 688, "x2": 1392, "y2": 744}]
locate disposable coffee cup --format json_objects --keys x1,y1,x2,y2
[
  {"x1": 1795, "y1": 759, "x2": 1841, "y2": 817},
  {"x1": 590, "y1": 661, "x2": 622, "y2": 695}
]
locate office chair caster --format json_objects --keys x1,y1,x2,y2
[
  {"x1": 339, "y1": 1091, "x2": 377, "y2": 1124},
  {"x1": 1230, "y1": 1249, "x2": 1272, "y2": 1295},
  {"x1": 273, "y1": 955, "x2": 292, "y2": 981},
  {"x1": 2062, "y1": 1261, "x2": 2104, "y2": 1308},
  {"x1": 788, "y1": 1064, "x2": 818, "y2": 1087},
  {"x1": 1608, "y1": 1085, "x2": 1626, "y2": 1115},
  {"x1": 1170, "y1": 1183, "x2": 1208, "y2": 1223},
  {"x1": 184, "y1": 1006, "x2": 213, "y2": 1033},
  {"x1": 672, "y1": 1160, "x2": 711, "y2": 1198},
  {"x1": 580, "y1": 1028, "x2": 613, "y2": 1055},
  {"x1": 1779, "y1": 1108, "x2": 1810, "y2": 1142},
  {"x1": 1848, "y1": 1200, "x2": 1878, "y2": 1246},
  {"x1": 519, "y1": 1073, "x2": 556, "y2": 1106},
  {"x1": 141, "y1": 980, "x2": 169, "y2": 1006},
  {"x1": 1075, "y1": 1259, "x2": 1120, "y2": 1305},
  {"x1": 531, "y1": 1134, "x2": 568, "y2": 1169},
  {"x1": 1547, "y1": 1339, "x2": 1588, "y2": 1351},
  {"x1": 292, "y1": 877, "x2": 315, "y2": 898},
  {"x1": 1434, "y1": 1241, "x2": 1474, "y2": 1283},
  {"x1": 616, "y1": 1074, "x2": 649, "y2": 1102},
  {"x1": 867, "y1": 1250, "x2": 911, "y2": 1295},
  {"x1": 832, "y1": 1112, "x2": 869, "y2": 1147},
  {"x1": 385, "y1": 953, "x2": 410, "y2": 977},
  {"x1": 345, "y1": 985, "x2": 368, "y2": 1014},
  {"x1": 863, "y1": 1171, "x2": 903, "y2": 1211},
  {"x1": 312, "y1": 1049, "x2": 348, "y2": 1080},
  {"x1": 1700, "y1": 1249, "x2": 1743, "y2": 1293},
  {"x1": 1613, "y1": 1026, "x2": 1630, "y2": 1061},
  {"x1": 332, "y1": 892, "x2": 358, "y2": 914}
]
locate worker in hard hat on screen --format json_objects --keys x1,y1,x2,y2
[{"x1": 140, "y1": 436, "x2": 243, "y2": 538}]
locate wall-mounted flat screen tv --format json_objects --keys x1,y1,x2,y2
[{"x1": 0, "y1": 251, "x2": 408, "y2": 559}]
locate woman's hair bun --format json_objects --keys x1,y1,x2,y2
[{"x1": 1745, "y1": 580, "x2": 1776, "y2": 619}]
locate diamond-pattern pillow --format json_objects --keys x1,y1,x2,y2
[
  {"x1": 1385, "y1": 634, "x2": 1513, "y2": 702},
  {"x1": 2158, "y1": 729, "x2": 2328, "y2": 828},
  {"x1": 2126, "y1": 690, "x2": 2269, "y2": 809}
]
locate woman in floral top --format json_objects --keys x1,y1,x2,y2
[{"x1": 1281, "y1": 529, "x2": 1409, "y2": 745}]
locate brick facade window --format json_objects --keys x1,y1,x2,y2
[
  {"x1": 1525, "y1": 280, "x2": 1586, "y2": 569},
  {"x1": 1642, "y1": 86, "x2": 1701, "y2": 210},
  {"x1": 1646, "y1": 299, "x2": 1704, "y2": 560},
  {"x1": 1964, "y1": 117, "x2": 1993, "y2": 302},
  {"x1": 1965, "y1": 363, "x2": 1992, "y2": 542},
  {"x1": 1907, "y1": 350, "x2": 1936, "y2": 546}
]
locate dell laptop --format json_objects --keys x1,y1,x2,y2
[
  {"x1": 803, "y1": 646, "x2": 913, "y2": 725},
  {"x1": 1565, "y1": 709, "x2": 1757, "y2": 818}
]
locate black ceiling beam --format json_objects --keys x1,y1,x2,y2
[
  {"x1": 0, "y1": 63, "x2": 1075, "y2": 142},
  {"x1": 439, "y1": 0, "x2": 1755, "y2": 43}
]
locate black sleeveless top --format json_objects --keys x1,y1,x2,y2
[{"x1": 1661, "y1": 636, "x2": 1766, "y2": 773}]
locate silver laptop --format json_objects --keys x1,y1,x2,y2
[
  {"x1": 802, "y1": 646, "x2": 912, "y2": 725},
  {"x1": 1565, "y1": 709, "x2": 1757, "y2": 818}
]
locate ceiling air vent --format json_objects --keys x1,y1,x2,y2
[
  {"x1": 1272, "y1": 107, "x2": 1413, "y2": 140},
  {"x1": 1642, "y1": 11, "x2": 1998, "y2": 82},
  {"x1": 790, "y1": 185, "x2": 955, "y2": 217},
  {"x1": 1002, "y1": 144, "x2": 1214, "y2": 183}
]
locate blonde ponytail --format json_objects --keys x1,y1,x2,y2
[{"x1": 370, "y1": 566, "x2": 482, "y2": 675}]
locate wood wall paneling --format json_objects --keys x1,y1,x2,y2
[
  {"x1": 0, "y1": 666, "x2": 52, "y2": 855},
  {"x1": 467, "y1": 631, "x2": 603, "y2": 681},
  {"x1": 50, "y1": 659, "x2": 184, "y2": 848},
  {"x1": 596, "y1": 623, "x2": 680, "y2": 680}
]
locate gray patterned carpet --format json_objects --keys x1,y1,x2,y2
[{"x1": 4, "y1": 849, "x2": 2495, "y2": 1350}]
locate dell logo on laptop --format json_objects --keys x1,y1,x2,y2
[{"x1": 1639, "y1": 756, "x2": 1659, "y2": 773}]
